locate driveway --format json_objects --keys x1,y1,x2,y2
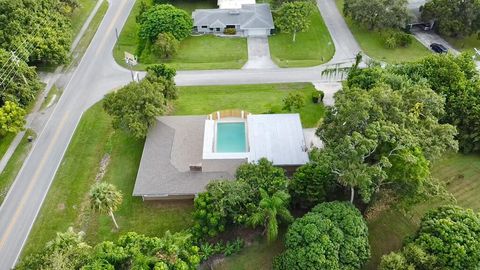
[
  {"x1": 242, "y1": 36, "x2": 277, "y2": 69},
  {"x1": 411, "y1": 29, "x2": 460, "y2": 55}
]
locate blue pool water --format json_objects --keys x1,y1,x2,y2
[{"x1": 216, "y1": 122, "x2": 246, "y2": 153}]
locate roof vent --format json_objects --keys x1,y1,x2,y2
[{"x1": 229, "y1": 10, "x2": 240, "y2": 15}]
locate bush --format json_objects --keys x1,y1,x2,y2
[
  {"x1": 383, "y1": 31, "x2": 413, "y2": 49},
  {"x1": 152, "y1": 32, "x2": 179, "y2": 59},
  {"x1": 282, "y1": 92, "x2": 305, "y2": 111},
  {"x1": 311, "y1": 92, "x2": 319, "y2": 103},
  {"x1": 224, "y1": 28, "x2": 236, "y2": 35},
  {"x1": 274, "y1": 202, "x2": 370, "y2": 270}
]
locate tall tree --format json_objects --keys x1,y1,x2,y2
[
  {"x1": 89, "y1": 182, "x2": 123, "y2": 229},
  {"x1": 422, "y1": 0, "x2": 480, "y2": 38},
  {"x1": 274, "y1": 1, "x2": 314, "y2": 42},
  {"x1": 138, "y1": 4, "x2": 192, "y2": 42},
  {"x1": 248, "y1": 189, "x2": 293, "y2": 243},
  {"x1": 103, "y1": 79, "x2": 165, "y2": 138},
  {"x1": 343, "y1": 0, "x2": 409, "y2": 30}
]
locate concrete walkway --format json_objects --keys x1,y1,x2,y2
[
  {"x1": 313, "y1": 82, "x2": 342, "y2": 107},
  {"x1": 242, "y1": 36, "x2": 277, "y2": 69}
]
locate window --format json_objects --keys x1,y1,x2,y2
[
  {"x1": 216, "y1": 28, "x2": 220, "y2": 31},
  {"x1": 201, "y1": 25, "x2": 207, "y2": 28}
]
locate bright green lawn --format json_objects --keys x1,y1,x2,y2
[
  {"x1": 174, "y1": 83, "x2": 325, "y2": 128},
  {"x1": 70, "y1": 0, "x2": 98, "y2": 37},
  {"x1": 21, "y1": 103, "x2": 193, "y2": 259},
  {"x1": 269, "y1": 9, "x2": 335, "y2": 67},
  {"x1": 365, "y1": 153, "x2": 480, "y2": 269},
  {"x1": 335, "y1": 0, "x2": 431, "y2": 63},
  {"x1": 113, "y1": 0, "x2": 248, "y2": 70},
  {"x1": 0, "y1": 130, "x2": 35, "y2": 205}
]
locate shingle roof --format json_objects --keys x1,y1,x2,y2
[{"x1": 192, "y1": 4, "x2": 274, "y2": 30}]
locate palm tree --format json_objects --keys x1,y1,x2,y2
[
  {"x1": 89, "y1": 182, "x2": 123, "y2": 229},
  {"x1": 248, "y1": 188, "x2": 293, "y2": 243}
]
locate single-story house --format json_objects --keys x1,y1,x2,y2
[
  {"x1": 133, "y1": 112, "x2": 310, "y2": 200},
  {"x1": 192, "y1": 4, "x2": 274, "y2": 37}
]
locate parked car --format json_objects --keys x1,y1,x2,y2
[{"x1": 430, "y1": 43, "x2": 448, "y2": 53}]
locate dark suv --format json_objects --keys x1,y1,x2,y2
[{"x1": 430, "y1": 43, "x2": 448, "y2": 53}]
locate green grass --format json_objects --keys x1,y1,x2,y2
[
  {"x1": 113, "y1": 0, "x2": 248, "y2": 70},
  {"x1": 335, "y1": 0, "x2": 431, "y2": 63},
  {"x1": 0, "y1": 130, "x2": 36, "y2": 205},
  {"x1": 0, "y1": 133, "x2": 16, "y2": 159},
  {"x1": 70, "y1": 0, "x2": 98, "y2": 37},
  {"x1": 174, "y1": 83, "x2": 325, "y2": 128},
  {"x1": 365, "y1": 153, "x2": 480, "y2": 269},
  {"x1": 214, "y1": 236, "x2": 284, "y2": 270},
  {"x1": 269, "y1": 9, "x2": 335, "y2": 67},
  {"x1": 21, "y1": 102, "x2": 193, "y2": 259},
  {"x1": 445, "y1": 35, "x2": 480, "y2": 53}
]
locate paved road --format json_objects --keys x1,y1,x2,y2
[{"x1": 0, "y1": 0, "x2": 360, "y2": 268}]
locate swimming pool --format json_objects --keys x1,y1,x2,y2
[{"x1": 216, "y1": 122, "x2": 246, "y2": 153}]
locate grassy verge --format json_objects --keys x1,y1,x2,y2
[
  {"x1": 0, "y1": 134, "x2": 16, "y2": 159},
  {"x1": 70, "y1": 0, "x2": 99, "y2": 37},
  {"x1": 113, "y1": 0, "x2": 248, "y2": 70},
  {"x1": 70, "y1": 0, "x2": 109, "y2": 65},
  {"x1": 335, "y1": 0, "x2": 431, "y2": 63},
  {"x1": 269, "y1": 9, "x2": 335, "y2": 67},
  {"x1": 21, "y1": 102, "x2": 193, "y2": 259},
  {"x1": 174, "y1": 83, "x2": 325, "y2": 128},
  {"x1": 0, "y1": 130, "x2": 36, "y2": 204},
  {"x1": 445, "y1": 35, "x2": 480, "y2": 53},
  {"x1": 40, "y1": 85, "x2": 63, "y2": 110},
  {"x1": 365, "y1": 153, "x2": 480, "y2": 269},
  {"x1": 214, "y1": 236, "x2": 284, "y2": 270}
]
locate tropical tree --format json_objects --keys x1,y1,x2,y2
[
  {"x1": 103, "y1": 78, "x2": 165, "y2": 138},
  {"x1": 0, "y1": 101, "x2": 26, "y2": 136},
  {"x1": 380, "y1": 205, "x2": 480, "y2": 269},
  {"x1": 89, "y1": 182, "x2": 123, "y2": 229},
  {"x1": 249, "y1": 188, "x2": 293, "y2": 243},
  {"x1": 152, "y1": 32, "x2": 179, "y2": 59},
  {"x1": 274, "y1": 1, "x2": 314, "y2": 42},
  {"x1": 274, "y1": 202, "x2": 370, "y2": 270},
  {"x1": 343, "y1": 0, "x2": 410, "y2": 30},
  {"x1": 421, "y1": 0, "x2": 480, "y2": 37}
]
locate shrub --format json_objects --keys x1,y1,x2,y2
[
  {"x1": 282, "y1": 92, "x2": 305, "y2": 111},
  {"x1": 224, "y1": 28, "x2": 236, "y2": 35},
  {"x1": 383, "y1": 31, "x2": 413, "y2": 49},
  {"x1": 318, "y1": 90, "x2": 325, "y2": 101},
  {"x1": 274, "y1": 202, "x2": 370, "y2": 270},
  {"x1": 152, "y1": 32, "x2": 179, "y2": 59},
  {"x1": 311, "y1": 92, "x2": 319, "y2": 103}
]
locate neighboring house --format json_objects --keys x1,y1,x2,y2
[
  {"x1": 192, "y1": 4, "x2": 274, "y2": 37},
  {"x1": 133, "y1": 111, "x2": 309, "y2": 200},
  {"x1": 218, "y1": 0, "x2": 255, "y2": 9}
]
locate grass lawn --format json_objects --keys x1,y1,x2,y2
[
  {"x1": 269, "y1": 9, "x2": 335, "y2": 67},
  {"x1": 0, "y1": 130, "x2": 36, "y2": 205},
  {"x1": 213, "y1": 235, "x2": 284, "y2": 270},
  {"x1": 174, "y1": 83, "x2": 325, "y2": 128},
  {"x1": 365, "y1": 153, "x2": 480, "y2": 269},
  {"x1": 113, "y1": 0, "x2": 248, "y2": 70},
  {"x1": 21, "y1": 102, "x2": 193, "y2": 259},
  {"x1": 335, "y1": 0, "x2": 431, "y2": 63},
  {"x1": 0, "y1": 133, "x2": 16, "y2": 159},
  {"x1": 70, "y1": 0, "x2": 98, "y2": 37},
  {"x1": 445, "y1": 35, "x2": 480, "y2": 53}
]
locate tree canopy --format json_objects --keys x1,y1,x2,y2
[
  {"x1": 274, "y1": 1, "x2": 314, "y2": 42},
  {"x1": 274, "y1": 202, "x2": 370, "y2": 270},
  {"x1": 138, "y1": 4, "x2": 193, "y2": 42},
  {"x1": 343, "y1": 0, "x2": 410, "y2": 30},
  {"x1": 421, "y1": 0, "x2": 480, "y2": 38},
  {"x1": 0, "y1": 101, "x2": 26, "y2": 136},
  {"x1": 380, "y1": 206, "x2": 480, "y2": 270}
]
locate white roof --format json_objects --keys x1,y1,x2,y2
[
  {"x1": 247, "y1": 114, "x2": 309, "y2": 166},
  {"x1": 218, "y1": 0, "x2": 255, "y2": 9}
]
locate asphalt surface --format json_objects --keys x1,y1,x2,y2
[{"x1": 0, "y1": 0, "x2": 361, "y2": 268}]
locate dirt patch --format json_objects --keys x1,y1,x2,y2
[
  {"x1": 95, "y1": 154, "x2": 110, "y2": 182},
  {"x1": 57, "y1": 203, "x2": 66, "y2": 211}
]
